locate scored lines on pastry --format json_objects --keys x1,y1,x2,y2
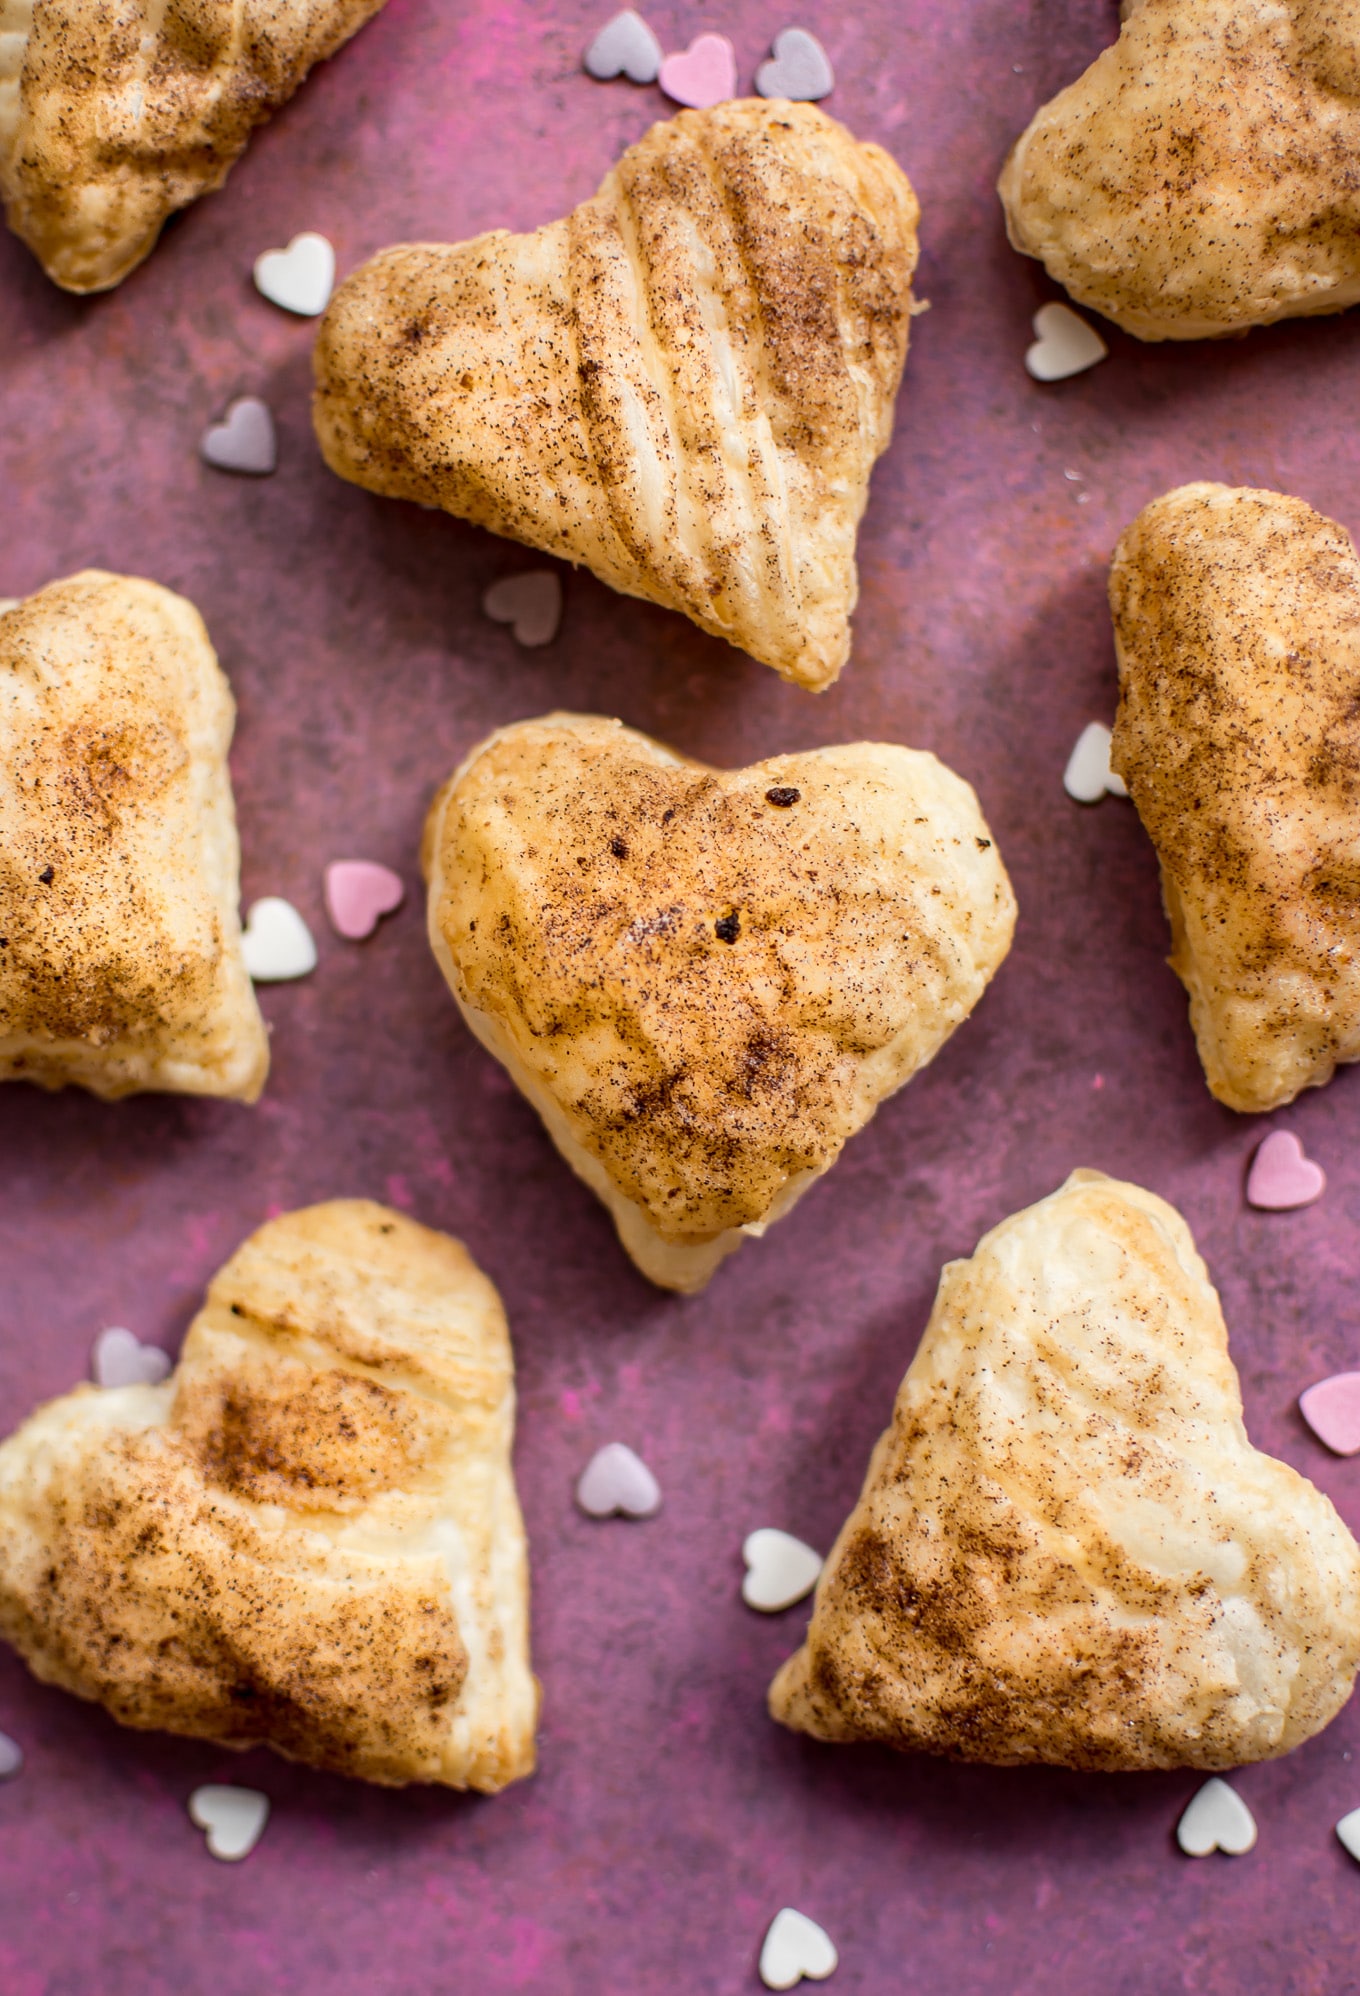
[
  {"x1": 323, "y1": 861, "x2": 405, "y2": 941},
  {"x1": 755, "y1": 30, "x2": 834, "y2": 102},
  {"x1": 657, "y1": 33, "x2": 738, "y2": 109},
  {"x1": 1245, "y1": 1130, "x2": 1325, "y2": 1211},
  {"x1": 188, "y1": 1785, "x2": 270, "y2": 1863},
  {"x1": 1025, "y1": 302, "x2": 1108, "y2": 382},
  {"x1": 240, "y1": 898, "x2": 318, "y2": 982},
  {"x1": 759, "y1": 1907, "x2": 838, "y2": 1990},
  {"x1": 253, "y1": 232, "x2": 335, "y2": 317},
  {"x1": 200, "y1": 397, "x2": 278, "y2": 477},
  {"x1": 575, "y1": 1443, "x2": 661, "y2": 1519},
  {"x1": 481, "y1": 571, "x2": 563, "y2": 649},
  {"x1": 313, "y1": 103, "x2": 921, "y2": 693},
  {"x1": 742, "y1": 1530, "x2": 823, "y2": 1613},
  {"x1": 1176, "y1": 1779, "x2": 1257, "y2": 1858}
]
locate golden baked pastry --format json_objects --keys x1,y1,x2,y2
[
  {"x1": 423, "y1": 713, "x2": 1015, "y2": 1293},
  {"x1": 313, "y1": 100, "x2": 920, "y2": 692},
  {"x1": 771, "y1": 1170, "x2": 1360, "y2": 1770},
  {"x1": 0, "y1": 570, "x2": 268, "y2": 1102},
  {"x1": 998, "y1": 0, "x2": 1360, "y2": 340},
  {"x1": 0, "y1": 1200, "x2": 537, "y2": 1791},
  {"x1": 1110, "y1": 482, "x2": 1360, "y2": 1113},
  {"x1": 0, "y1": 0, "x2": 387, "y2": 292}
]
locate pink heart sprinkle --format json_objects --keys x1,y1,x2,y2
[
  {"x1": 323, "y1": 861, "x2": 404, "y2": 942},
  {"x1": 1300, "y1": 1373, "x2": 1360, "y2": 1456},
  {"x1": 1245, "y1": 1130, "x2": 1325, "y2": 1211},
  {"x1": 658, "y1": 32, "x2": 736, "y2": 109}
]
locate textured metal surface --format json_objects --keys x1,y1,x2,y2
[{"x1": 3, "y1": 2, "x2": 1360, "y2": 1989}]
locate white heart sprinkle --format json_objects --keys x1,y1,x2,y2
[
  {"x1": 482, "y1": 570, "x2": 563, "y2": 648},
  {"x1": 1336, "y1": 1807, "x2": 1360, "y2": 1862},
  {"x1": 188, "y1": 1785, "x2": 270, "y2": 1862},
  {"x1": 742, "y1": 1529, "x2": 823, "y2": 1612},
  {"x1": 240, "y1": 898, "x2": 317, "y2": 983},
  {"x1": 1176, "y1": 1777, "x2": 1257, "y2": 1857},
  {"x1": 755, "y1": 28, "x2": 835, "y2": 102},
  {"x1": 575, "y1": 1442, "x2": 661, "y2": 1519},
  {"x1": 92, "y1": 1327, "x2": 171, "y2": 1389},
  {"x1": 200, "y1": 397, "x2": 277, "y2": 476},
  {"x1": 1026, "y1": 301, "x2": 1108, "y2": 383},
  {"x1": 0, "y1": 1731, "x2": 23, "y2": 1780},
  {"x1": 759, "y1": 1908, "x2": 838, "y2": 1990},
  {"x1": 583, "y1": 9, "x2": 662, "y2": 83},
  {"x1": 1063, "y1": 721, "x2": 1127, "y2": 804},
  {"x1": 253, "y1": 232, "x2": 335, "y2": 317}
]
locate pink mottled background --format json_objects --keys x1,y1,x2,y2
[{"x1": 3, "y1": 1, "x2": 1360, "y2": 1989}]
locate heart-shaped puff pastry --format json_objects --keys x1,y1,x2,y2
[
  {"x1": 0, "y1": 1201, "x2": 537, "y2": 1791},
  {"x1": 0, "y1": 0, "x2": 386, "y2": 293},
  {"x1": 1110, "y1": 482, "x2": 1360, "y2": 1113},
  {"x1": 999, "y1": 0, "x2": 1360, "y2": 340},
  {"x1": 423, "y1": 714, "x2": 1015, "y2": 1293},
  {"x1": 771, "y1": 1171, "x2": 1360, "y2": 1770},
  {"x1": 0, "y1": 571, "x2": 267, "y2": 1102},
  {"x1": 313, "y1": 101, "x2": 920, "y2": 692}
]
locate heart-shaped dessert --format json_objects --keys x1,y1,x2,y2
[
  {"x1": 770, "y1": 1171, "x2": 1360, "y2": 1768},
  {"x1": 324, "y1": 861, "x2": 404, "y2": 942},
  {"x1": 424, "y1": 714, "x2": 1015, "y2": 1292},
  {"x1": 999, "y1": 0, "x2": 1360, "y2": 340},
  {"x1": 759, "y1": 1908, "x2": 838, "y2": 1990},
  {"x1": 254, "y1": 232, "x2": 335, "y2": 317},
  {"x1": 240, "y1": 897, "x2": 317, "y2": 982},
  {"x1": 200, "y1": 397, "x2": 277, "y2": 477},
  {"x1": 92, "y1": 1327, "x2": 172, "y2": 1389},
  {"x1": 583, "y1": 9, "x2": 661, "y2": 83},
  {"x1": 1177, "y1": 1778, "x2": 1257, "y2": 1858},
  {"x1": 482, "y1": 572, "x2": 563, "y2": 649},
  {"x1": 1062, "y1": 721, "x2": 1126, "y2": 804},
  {"x1": 658, "y1": 33, "x2": 736, "y2": 109},
  {"x1": 188, "y1": 1784, "x2": 270, "y2": 1862},
  {"x1": 1246, "y1": 1131, "x2": 1325, "y2": 1211},
  {"x1": 0, "y1": 0, "x2": 388, "y2": 293},
  {"x1": 575, "y1": 1443, "x2": 661, "y2": 1519},
  {"x1": 755, "y1": 29, "x2": 835, "y2": 104},
  {"x1": 1025, "y1": 302, "x2": 1107, "y2": 383},
  {"x1": 0, "y1": 572, "x2": 268, "y2": 1102},
  {"x1": 314, "y1": 101, "x2": 920, "y2": 691},
  {"x1": 0, "y1": 1201, "x2": 537, "y2": 1791},
  {"x1": 742, "y1": 1529, "x2": 823, "y2": 1613},
  {"x1": 1299, "y1": 1373, "x2": 1360, "y2": 1457},
  {"x1": 1110, "y1": 484, "x2": 1360, "y2": 1112}
]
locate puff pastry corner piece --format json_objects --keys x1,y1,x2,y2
[
  {"x1": 0, "y1": 1200, "x2": 537, "y2": 1791},
  {"x1": 771, "y1": 1171, "x2": 1360, "y2": 1770},
  {"x1": 1110, "y1": 482, "x2": 1360, "y2": 1113},
  {"x1": 0, "y1": 570, "x2": 268, "y2": 1103},
  {"x1": 423, "y1": 713, "x2": 1015, "y2": 1294},
  {"x1": 0, "y1": 0, "x2": 388, "y2": 293},
  {"x1": 998, "y1": 0, "x2": 1360, "y2": 340},
  {"x1": 314, "y1": 100, "x2": 920, "y2": 692}
]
